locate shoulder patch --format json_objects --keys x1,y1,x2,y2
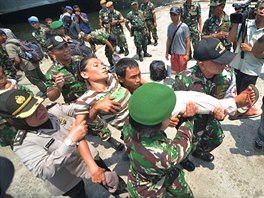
[{"x1": 13, "y1": 130, "x2": 27, "y2": 146}]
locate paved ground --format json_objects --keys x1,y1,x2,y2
[{"x1": 1, "y1": 1, "x2": 264, "y2": 198}]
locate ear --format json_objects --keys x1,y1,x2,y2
[
  {"x1": 80, "y1": 71, "x2": 89, "y2": 80},
  {"x1": 118, "y1": 75, "x2": 124, "y2": 84}
]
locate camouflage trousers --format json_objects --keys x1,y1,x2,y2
[
  {"x1": 133, "y1": 31, "x2": 148, "y2": 55},
  {"x1": 192, "y1": 115, "x2": 224, "y2": 155},
  {"x1": 190, "y1": 29, "x2": 201, "y2": 49},
  {"x1": 111, "y1": 26, "x2": 128, "y2": 49},
  {"x1": 0, "y1": 122, "x2": 17, "y2": 147},
  {"x1": 3, "y1": 65, "x2": 17, "y2": 79},
  {"x1": 105, "y1": 45, "x2": 114, "y2": 66},
  {"x1": 88, "y1": 118, "x2": 111, "y2": 141},
  {"x1": 127, "y1": 170, "x2": 193, "y2": 198},
  {"x1": 145, "y1": 19, "x2": 158, "y2": 41}
]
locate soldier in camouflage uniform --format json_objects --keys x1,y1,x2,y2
[
  {"x1": 0, "y1": 47, "x2": 17, "y2": 80},
  {"x1": 125, "y1": 1, "x2": 152, "y2": 62},
  {"x1": 84, "y1": 29, "x2": 117, "y2": 67},
  {"x1": 28, "y1": 16, "x2": 49, "y2": 54},
  {"x1": 106, "y1": 1, "x2": 129, "y2": 56},
  {"x1": 181, "y1": 0, "x2": 202, "y2": 57},
  {"x1": 202, "y1": 0, "x2": 232, "y2": 50},
  {"x1": 99, "y1": 0, "x2": 110, "y2": 32},
  {"x1": 140, "y1": 0, "x2": 158, "y2": 46},
  {"x1": 45, "y1": 35, "x2": 123, "y2": 150},
  {"x1": 173, "y1": 38, "x2": 236, "y2": 171},
  {"x1": 123, "y1": 83, "x2": 194, "y2": 197}
]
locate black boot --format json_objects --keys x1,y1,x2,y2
[
  {"x1": 138, "y1": 54, "x2": 143, "y2": 62},
  {"x1": 118, "y1": 48, "x2": 125, "y2": 54},
  {"x1": 148, "y1": 39, "x2": 151, "y2": 45},
  {"x1": 192, "y1": 152, "x2": 215, "y2": 162},
  {"x1": 180, "y1": 158, "x2": 195, "y2": 172},
  {"x1": 124, "y1": 48, "x2": 129, "y2": 56},
  {"x1": 154, "y1": 40, "x2": 158, "y2": 46},
  {"x1": 144, "y1": 52, "x2": 152, "y2": 57},
  {"x1": 107, "y1": 137, "x2": 124, "y2": 151}
]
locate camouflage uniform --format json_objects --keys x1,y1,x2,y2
[
  {"x1": 0, "y1": 84, "x2": 32, "y2": 147},
  {"x1": 140, "y1": 1, "x2": 158, "y2": 43},
  {"x1": 88, "y1": 30, "x2": 116, "y2": 66},
  {"x1": 99, "y1": 8, "x2": 110, "y2": 32},
  {"x1": 173, "y1": 64, "x2": 236, "y2": 156},
  {"x1": 126, "y1": 10, "x2": 148, "y2": 56},
  {"x1": 45, "y1": 56, "x2": 86, "y2": 103},
  {"x1": 123, "y1": 119, "x2": 194, "y2": 197},
  {"x1": 202, "y1": 12, "x2": 232, "y2": 50},
  {"x1": 0, "y1": 47, "x2": 17, "y2": 79},
  {"x1": 45, "y1": 56, "x2": 112, "y2": 139},
  {"x1": 181, "y1": 1, "x2": 201, "y2": 48},
  {"x1": 32, "y1": 25, "x2": 49, "y2": 51},
  {"x1": 108, "y1": 9, "x2": 128, "y2": 50}
]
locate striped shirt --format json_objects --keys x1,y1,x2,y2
[{"x1": 75, "y1": 73, "x2": 130, "y2": 130}]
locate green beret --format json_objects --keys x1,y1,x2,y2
[
  {"x1": 50, "y1": 20, "x2": 63, "y2": 29},
  {"x1": 128, "y1": 83, "x2": 176, "y2": 126}
]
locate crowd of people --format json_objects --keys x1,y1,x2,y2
[{"x1": 0, "y1": 0, "x2": 264, "y2": 197}]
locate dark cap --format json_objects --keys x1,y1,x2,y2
[
  {"x1": 193, "y1": 38, "x2": 236, "y2": 64},
  {"x1": 170, "y1": 7, "x2": 181, "y2": 15},
  {"x1": 46, "y1": 35, "x2": 67, "y2": 51},
  {"x1": 128, "y1": 83, "x2": 176, "y2": 126},
  {"x1": 209, "y1": 0, "x2": 225, "y2": 6},
  {"x1": 0, "y1": 90, "x2": 43, "y2": 119}
]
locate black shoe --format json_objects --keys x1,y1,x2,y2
[
  {"x1": 111, "y1": 176, "x2": 127, "y2": 196},
  {"x1": 255, "y1": 138, "x2": 264, "y2": 150},
  {"x1": 118, "y1": 48, "x2": 125, "y2": 54},
  {"x1": 148, "y1": 39, "x2": 151, "y2": 45},
  {"x1": 144, "y1": 52, "x2": 152, "y2": 57},
  {"x1": 180, "y1": 159, "x2": 195, "y2": 172},
  {"x1": 154, "y1": 40, "x2": 158, "y2": 46},
  {"x1": 192, "y1": 152, "x2": 214, "y2": 162},
  {"x1": 107, "y1": 138, "x2": 124, "y2": 151},
  {"x1": 124, "y1": 49, "x2": 129, "y2": 56},
  {"x1": 138, "y1": 54, "x2": 143, "y2": 62}
]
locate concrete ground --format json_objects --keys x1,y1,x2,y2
[{"x1": 1, "y1": 1, "x2": 264, "y2": 198}]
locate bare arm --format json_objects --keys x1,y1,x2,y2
[
  {"x1": 165, "y1": 37, "x2": 171, "y2": 60},
  {"x1": 198, "y1": 16, "x2": 202, "y2": 33},
  {"x1": 228, "y1": 23, "x2": 239, "y2": 43},
  {"x1": 252, "y1": 35, "x2": 264, "y2": 59}
]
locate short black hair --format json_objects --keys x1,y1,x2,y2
[
  {"x1": 0, "y1": 30, "x2": 6, "y2": 36},
  {"x1": 115, "y1": 58, "x2": 139, "y2": 78}
]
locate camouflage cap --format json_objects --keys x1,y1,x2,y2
[
  {"x1": 50, "y1": 20, "x2": 63, "y2": 29},
  {"x1": 128, "y1": 83, "x2": 176, "y2": 126},
  {"x1": 0, "y1": 90, "x2": 43, "y2": 119},
  {"x1": 208, "y1": 0, "x2": 225, "y2": 6},
  {"x1": 106, "y1": 1, "x2": 113, "y2": 7}
]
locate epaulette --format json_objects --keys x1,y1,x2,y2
[{"x1": 13, "y1": 130, "x2": 27, "y2": 146}]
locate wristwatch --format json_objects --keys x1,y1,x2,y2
[{"x1": 64, "y1": 137, "x2": 78, "y2": 147}]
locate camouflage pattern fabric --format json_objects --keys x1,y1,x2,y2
[
  {"x1": 32, "y1": 25, "x2": 49, "y2": 50},
  {"x1": 0, "y1": 47, "x2": 17, "y2": 79},
  {"x1": 126, "y1": 10, "x2": 148, "y2": 55},
  {"x1": 181, "y1": 1, "x2": 201, "y2": 48},
  {"x1": 123, "y1": 120, "x2": 194, "y2": 198},
  {"x1": 108, "y1": 9, "x2": 128, "y2": 49},
  {"x1": 140, "y1": 1, "x2": 158, "y2": 41},
  {"x1": 45, "y1": 56, "x2": 86, "y2": 103},
  {"x1": 89, "y1": 30, "x2": 116, "y2": 66},
  {"x1": 0, "y1": 85, "x2": 32, "y2": 147},
  {"x1": 99, "y1": 8, "x2": 110, "y2": 31},
  {"x1": 202, "y1": 12, "x2": 232, "y2": 50},
  {"x1": 173, "y1": 64, "x2": 234, "y2": 155}
]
